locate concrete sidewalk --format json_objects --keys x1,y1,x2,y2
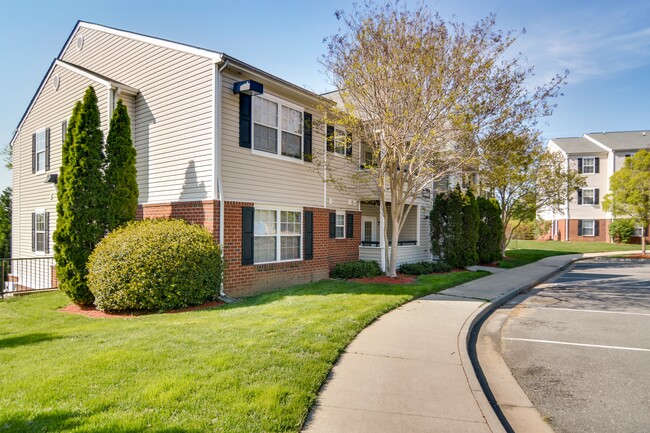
[{"x1": 301, "y1": 254, "x2": 587, "y2": 433}]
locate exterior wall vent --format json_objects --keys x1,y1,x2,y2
[
  {"x1": 52, "y1": 75, "x2": 60, "y2": 91},
  {"x1": 76, "y1": 35, "x2": 84, "y2": 51}
]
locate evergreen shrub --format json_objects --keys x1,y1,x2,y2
[
  {"x1": 330, "y1": 260, "x2": 382, "y2": 279},
  {"x1": 88, "y1": 219, "x2": 223, "y2": 312},
  {"x1": 399, "y1": 261, "x2": 452, "y2": 275},
  {"x1": 477, "y1": 197, "x2": 503, "y2": 263}
]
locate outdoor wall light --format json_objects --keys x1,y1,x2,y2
[
  {"x1": 44, "y1": 174, "x2": 58, "y2": 184},
  {"x1": 233, "y1": 80, "x2": 264, "y2": 96}
]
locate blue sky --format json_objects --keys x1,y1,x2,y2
[{"x1": 1, "y1": 0, "x2": 649, "y2": 192}]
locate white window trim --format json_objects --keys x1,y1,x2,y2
[
  {"x1": 581, "y1": 188, "x2": 596, "y2": 205},
  {"x1": 35, "y1": 128, "x2": 47, "y2": 174},
  {"x1": 34, "y1": 209, "x2": 46, "y2": 255},
  {"x1": 335, "y1": 211, "x2": 346, "y2": 239},
  {"x1": 581, "y1": 219, "x2": 595, "y2": 237},
  {"x1": 251, "y1": 93, "x2": 305, "y2": 164},
  {"x1": 582, "y1": 157, "x2": 595, "y2": 174},
  {"x1": 253, "y1": 205, "x2": 303, "y2": 265}
]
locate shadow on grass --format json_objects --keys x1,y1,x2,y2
[
  {"x1": 0, "y1": 411, "x2": 204, "y2": 433},
  {"x1": 0, "y1": 333, "x2": 63, "y2": 350},
  {"x1": 221, "y1": 271, "x2": 490, "y2": 310}
]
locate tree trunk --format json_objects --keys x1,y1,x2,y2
[{"x1": 389, "y1": 221, "x2": 400, "y2": 277}]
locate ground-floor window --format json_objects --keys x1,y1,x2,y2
[
  {"x1": 253, "y1": 208, "x2": 302, "y2": 264},
  {"x1": 579, "y1": 219, "x2": 595, "y2": 236},
  {"x1": 32, "y1": 210, "x2": 48, "y2": 253}
]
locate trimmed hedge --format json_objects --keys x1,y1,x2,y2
[
  {"x1": 88, "y1": 219, "x2": 223, "y2": 312},
  {"x1": 398, "y1": 261, "x2": 452, "y2": 275},
  {"x1": 331, "y1": 260, "x2": 382, "y2": 279}
]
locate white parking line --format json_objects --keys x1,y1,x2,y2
[
  {"x1": 503, "y1": 337, "x2": 650, "y2": 352},
  {"x1": 536, "y1": 307, "x2": 650, "y2": 317}
]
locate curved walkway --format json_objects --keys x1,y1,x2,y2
[{"x1": 302, "y1": 252, "x2": 638, "y2": 433}]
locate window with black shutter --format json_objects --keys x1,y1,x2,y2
[
  {"x1": 241, "y1": 207, "x2": 255, "y2": 265},
  {"x1": 303, "y1": 113, "x2": 312, "y2": 162},
  {"x1": 346, "y1": 213, "x2": 354, "y2": 238},
  {"x1": 239, "y1": 94, "x2": 252, "y2": 149},
  {"x1": 329, "y1": 212, "x2": 336, "y2": 238},
  {"x1": 304, "y1": 211, "x2": 313, "y2": 259}
]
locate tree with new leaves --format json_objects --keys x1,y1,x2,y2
[
  {"x1": 603, "y1": 150, "x2": 650, "y2": 255},
  {"x1": 321, "y1": 1, "x2": 566, "y2": 276},
  {"x1": 105, "y1": 99, "x2": 138, "y2": 232},
  {"x1": 478, "y1": 132, "x2": 586, "y2": 257},
  {"x1": 54, "y1": 87, "x2": 105, "y2": 306},
  {"x1": 0, "y1": 187, "x2": 11, "y2": 259}
]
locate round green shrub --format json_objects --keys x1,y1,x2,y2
[{"x1": 88, "y1": 219, "x2": 223, "y2": 312}]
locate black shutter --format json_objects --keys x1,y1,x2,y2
[
  {"x1": 44, "y1": 212, "x2": 50, "y2": 253},
  {"x1": 577, "y1": 158, "x2": 583, "y2": 173},
  {"x1": 594, "y1": 220, "x2": 600, "y2": 237},
  {"x1": 61, "y1": 120, "x2": 67, "y2": 144},
  {"x1": 31, "y1": 213, "x2": 36, "y2": 252},
  {"x1": 326, "y1": 125, "x2": 334, "y2": 153},
  {"x1": 239, "y1": 94, "x2": 252, "y2": 148},
  {"x1": 241, "y1": 207, "x2": 255, "y2": 265},
  {"x1": 577, "y1": 189, "x2": 583, "y2": 205},
  {"x1": 303, "y1": 113, "x2": 312, "y2": 162},
  {"x1": 595, "y1": 158, "x2": 600, "y2": 173},
  {"x1": 578, "y1": 220, "x2": 583, "y2": 236},
  {"x1": 329, "y1": 212, "x2": 336, "y2": 238},
  {"x1": 594, "y1": 189, "x2": 600, "y2": 205},
  {"x1": 45, "y1": 128, "x2": 51, "y2": 171},
  {"x1": 32, "y1": 133, "x2": 36, "y2": 174},
  {"x1": 304, "y1": 210, "x2": 313, "y2": 260},
  {"x1": 346, "y1": 213, "x2": 354, "y2": 238},
  {"x1": 346, "y1": 132, "x2": 353, "y2": 157}
]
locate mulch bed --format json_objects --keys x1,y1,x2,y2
[{"x1": 59, "y1": 300, "x2": 224, "y2": 319}]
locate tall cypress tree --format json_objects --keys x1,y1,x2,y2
[
  {"x1": 53, "y1": 87, "x2": 105, "y2": 306},
  {"x1": 105, "y1": 99, "x2": 138, "y2": 232},
  {"x1": 459, "y1": 189, "x2": 479, "y2": 266}
]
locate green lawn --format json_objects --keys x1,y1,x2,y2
[
  {"x1": 0, "y1": 271, "x2": 486, "y2": 433},
  {"x1": 500, "y1": 240, "x2": 641, "y2": 268}
]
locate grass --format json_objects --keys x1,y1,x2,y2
[
  {"x1": 0, "y1": 271, "x2": 486, "y2": 433},
  {"x1": 500, "y1": 240, "x2": 641, "y2": 268}
]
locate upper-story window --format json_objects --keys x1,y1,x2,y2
[
  {"x1": 327, "y1": 125, "x2": 352, "y2": 158},
  {"x1": 333, "y1": 128, "x2": 347, "y2": 157},
  {"x1": 582, "y1": 157, "x2": 595, "y2": 174},
  {"x1": 253, "y1": 95, "x2": 303, "y2": 160},
  {"x1": 35, "y1": 130, "x2": 46, "y2": 172},
  {"x1": 582, "y1": 188, "x2": 595, "y2": 205}
]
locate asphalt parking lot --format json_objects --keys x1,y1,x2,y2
[{"x1": 500, "y1": 258, "x2": 650, "y2": 433}]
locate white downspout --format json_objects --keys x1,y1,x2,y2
[{"x1": 216, "y1": 59, "x2": 232, "y2": 300}]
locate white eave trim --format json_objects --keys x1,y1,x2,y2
[
  {"x1": 583, "y1": 134, "x2": 614, "y2": 153},
  {"x1": 64, "y1": 21, "x2": 224, "y2": 62}
]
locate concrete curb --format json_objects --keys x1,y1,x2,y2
[{"x1": 459, "y1": 251, "x2": 644, "y2": 432}]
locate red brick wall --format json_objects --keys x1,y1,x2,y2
[
  {"x1": 137, "y1": 200, "x2": 361, "y2": 297},
  {"x1": 555, "y1": 219, "x2": 610, "y2": 242},
  {"x1": 222, "y1": 203, "x2": 361, "y2": 297},
  {"x1": 138, "y1": 200, "x2": 220, "y2": 242}
]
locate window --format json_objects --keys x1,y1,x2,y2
[
  {"x1": 582, "y1": 188, "x2": 595, "y2": 205},
  {"x1": 333, "y1": 128, "x2": 347, "y2": 157},
  {"x1": 35, "y1": 130, "x2": 46, "y2": 172},
  {"x1": 335, "y1": 213, "x2": 345, "y2": 238},
  {"x1": 253, "y1": 209, "x2": 302, "y2": 263},
  {"x1": 581, "y1": 220, "x2": 595, "y2": 236},
  {"x1": 581, "y1": 157, "x2": 595, "y2": 174},
  {"x1": 32, "y1": 211, "x2": 47, "y2": 253},
  {"x1": 253, "y1": 95, "x2": 303, "y2": 160}
]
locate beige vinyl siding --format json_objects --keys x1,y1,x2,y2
[
  {"x1": 61, "y1": 27, "x2": 214, "y2": 203},
  {"x1": 12, "y1": 64, "x2": 110, "y2": 258},
  {"x1": 221, "y1": 72, "x2": 329, "y2": 208}
]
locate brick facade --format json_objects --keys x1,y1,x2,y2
[
  {"x1": 555, "y1": 219, "x2": 610, "y2": 242},
  {"x1": 137, "y1": 200, "x2": 361, "y2": 298}
]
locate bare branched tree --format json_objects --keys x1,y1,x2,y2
[{"x1": 320, "y1": 1, "x2": 567, "y2": 276}]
